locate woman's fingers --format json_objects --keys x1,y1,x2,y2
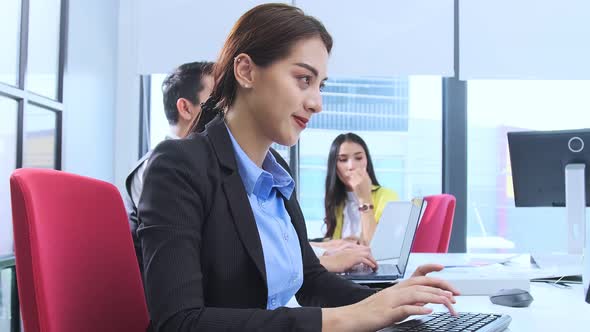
[
  {"x1": 411, "y1": 285, "x2": 457, "y2": 304},
  {"x1": 344, "y1": 246, "x2": 378, "y2": 270},
  {"x1": 412, "y1": 264, "x2": 444, "y2": 277},
  {"x1": 359, "y1": 257, "x2": 377, "y2": 270},
  {"x1": 364, "y1": 253, "x2": 378, "y2": 269},
  {"x1": 397, "y1": 276, "x2": 461, "y2": 296},
  {"x1": 388, "y1": 305, "x2": 433, "y2": 324},
  {"x1": 343, "y1": 235, "x2": 360, "y2": 243},
  {"x1": 397, "y1": 288, "x2": 457, "y2": 316}
]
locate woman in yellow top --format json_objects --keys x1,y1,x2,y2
[{"x1": 323, "y1": 133, "x2": 399, "y2": 245}]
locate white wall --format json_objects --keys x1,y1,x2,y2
[
  {"x1": 62, "y1": 0, "x2": 118, "y2": 182},
  {"x1": 136, "y1": 0, "x2": 279, "y2": 74},
  {"x1": 114, "y1": 0, "x2": 140, "y2": 189},
  {"x1": 298, "y1": 0, "x2": 454, "y2": 77},
  {"x1": 460, "y1": 0, "x2": 590, "y2": 79}
]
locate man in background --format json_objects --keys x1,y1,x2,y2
[{"x1": 124, "y1": 61, "x2": 214, "y2": 270}]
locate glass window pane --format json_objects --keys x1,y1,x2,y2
[
  {"x1": 27, "y1": 0, "x2": 61, "y2": 99},
  {"x1": 467, "y1": 80, "x2": 590, "y2": 253},
  {"x1": 0, "y1": 0, "x2": 21, "y2": 86},
  {"x1": 149, "y1": 74, "x2": 169, "y2": 149},
  {"x1": 23, "y1": 104, "x2": 56, "y2": 169},
  {"x1": 0, "y1": 98, "x2": 18, "y2": 255},
  {"x1": 271, "y1": 144, "x2": 290, "y2": 165},
  {"x1": 0, "y1": 268, "x2": 15, "y2": 330},
  {"x1": 300, "y1": 76, "x2": 443, "y2": 238}
]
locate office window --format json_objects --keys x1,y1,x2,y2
[
  {"x1": 0, "y1": 0, "x2": 21, "y2": 86},
  {"x1": 271, "y1": 144, "x2": 290, "y2": 165},
  {"x1": 300, "y1": 76, "x2": 443, "y2": 238},
  {"x1": 0, "y1": 2, "x2": 66, "y2": 328},
  {"x1": 467, "y1": 80, "x2": 590, "y2": 253},
  {"x1": 23, "y1": 105, "x2": 57, "y2": 169},
  {"x1": 0, "y1": 98, "x2": 18, "y2": 256},
  {"x1": 149, "y1": 74, "x2": 167, "y2": 148},
  {"x1": 27, "y1": 0, "x2": 61, "y2": 99},
  {"x1": 0, "y1": 268, "x2": 14, "y2": 331}
]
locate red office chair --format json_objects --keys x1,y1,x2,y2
[
  {"x1": 411, "y1": 194, "x2": 456, "y2": 253},
  {"x1": 10, "y1": 169, "x2": 149, "y2": 332}
]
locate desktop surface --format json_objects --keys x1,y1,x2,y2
[
  {"x1": 288, "y1": 253, "x2": 588, "y2": 331},
  {"x1": 405, "y1": 253, "x2": 587, "y2": 331},
  {"x1": 426, "y1": 283, "x2": 586, "y2": 331}
]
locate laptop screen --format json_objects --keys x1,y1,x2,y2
[
  {"x1": 396, "y1": 198, "x2": 424, "y2": 276},
  {"x1": 371, "y1": 201, "x2": 413, "y2": 261}
]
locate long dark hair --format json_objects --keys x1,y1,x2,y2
[
  {"x1": 323, "y1": 133, "x2": 380, "y2": 238},
  {"x1": 189, "y1": 3, "x2": 333, "y2": 133}
]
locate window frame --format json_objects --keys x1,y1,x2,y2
[{"x1": 0, "y1": 1, "x2": 68, "y2": 330}]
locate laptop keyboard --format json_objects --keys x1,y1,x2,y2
[
  {"x1": 383, "y1": 312, "x2": 511, "y2": 332},
  {"x1": 374, "y1": 263, "x2": 399, "y2": 275},
  {"x1": 350, "y1": 263, "x2": 397, "y2": 274}
]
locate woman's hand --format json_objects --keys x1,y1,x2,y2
[
  {"x1": 411, "y1": 263, "x2": 445, "y2": 277},
  {"x1": 342, "y1": 235, "x2": 361, "y2": 244},
  {"x1": 347, "y1": 168, "x2": 373, "y2": 204},
  {"x1": 322, "y1": 275, "x2": 460, "y2": 332},
  {"x1": 319, "y1": 246, "x2": 377, "y2": 273}
]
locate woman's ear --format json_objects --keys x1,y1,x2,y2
[{"x1": 234, "y1": 53, "x2": 255, "y2": 89}]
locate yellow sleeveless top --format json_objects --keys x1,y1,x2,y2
[{"x1": 332, "y1": 185, "x2": 399, "y2": 239}]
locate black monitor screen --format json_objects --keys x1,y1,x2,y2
[{"x1": 507, "y1": 129, "x2": 590, "y2": 207}]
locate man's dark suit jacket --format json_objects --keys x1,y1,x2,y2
[
  {"x1": 123, "y1": 151, "x2": 151, "y2": 274},
  {"x1": 138, "y1": 115, "x2": 375, "y2": 331}
]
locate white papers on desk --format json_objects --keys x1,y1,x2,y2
[
  {"x1": 404, "y1": 253, "x2": 585, "y2": 295},
  {"x1": 406, "y1": 253, "x2": 581, "y2": 296},
  {"x1": 426, "y1": 264, "x2": 531, "y2": 296},
  {"x1": 530, "y1": 253, "x2": 583, "y2": 279}
]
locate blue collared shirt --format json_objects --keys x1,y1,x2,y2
[{"x1": 226, "y1": 126, "x2": 303, "y2": 310}]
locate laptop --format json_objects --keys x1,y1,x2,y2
[
  {"x1": 341, "y1": 198, "x2": 424, "y2": 281},
  {"x1": 343, "y1": 199, "x2": 514, "y2": 332}
]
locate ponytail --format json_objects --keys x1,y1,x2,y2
[{"x1": 189, "y1": 95, "x2": 224, "y2": 134}]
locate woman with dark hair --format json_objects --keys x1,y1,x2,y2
[
  {"x1": 323, "y1": 133, "x2": 399, "y2": 245},
  {"x1": 139, "y1": 3, "x2": 457, "y2": 331}
]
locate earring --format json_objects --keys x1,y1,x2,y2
[{"x1": 244, "y1": 84, "x2": 250, "y2": 88}]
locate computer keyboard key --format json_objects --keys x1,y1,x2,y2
[{"x1": 380, "y1": 312, "x2": 512, "y2": 332}]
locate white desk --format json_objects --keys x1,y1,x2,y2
[
  {"x1": 289, "y1": 253, "x2": 589, "y2": 331},
  {"x1": 407, "y1": 253, "x2": 588, "y2": 331},
  {"x1": 427, "y1": 283, "x2": 587, "y2": 331}
]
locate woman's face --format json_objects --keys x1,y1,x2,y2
[
  {"x1": 247, "y1": 37, "x2": 329, "y2": 146},
  {"x1": 335, "y1": 141, "x2": 368, "y2": 186}
]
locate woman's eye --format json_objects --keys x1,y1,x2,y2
[
  {"x1": 319, "y1": 82, "x2": 326, "y2": 92},
  {"x1": 298, "y1": 76, "x2": 311, "y2": 86},
  {"x1": 338, "y1": 159, "x2": 347, "y2": 163}
]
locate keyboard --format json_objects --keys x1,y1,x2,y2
[
  {"x1": 342, "y1": 263, "x2": 402, "y2": 281},
  {"x1": 382, "y1": 312, "x2": 512, "y2": 332}
]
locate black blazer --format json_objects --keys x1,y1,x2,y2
[{"x1": 138, "y1": 115, "x2": 375, "y2": 331}]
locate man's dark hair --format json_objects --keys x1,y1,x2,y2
[{"x1": 161, "y1": 61, "x2": 214, "y2": 125}]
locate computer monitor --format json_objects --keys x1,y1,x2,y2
[
  {"x1": 508, "y1": 129, "x2": 590, "y2": 207},
  {"x1": 507, "y1": 129, "x2": 590, "y2": 304}
]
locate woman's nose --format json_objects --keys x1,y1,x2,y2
[{"x1": 347, "y1": 160, "x2": 355, "y2": 170}]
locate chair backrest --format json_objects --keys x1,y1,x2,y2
[
  {"x1": 411, "y1": 194, "x2": 456, "y2": 253},
  {"x1": 10, "y1": 168, "x2": 149, "y2": 332}
]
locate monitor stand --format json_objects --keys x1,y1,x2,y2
[{"x1": 565, "y1": 164, "x2": 589, "y2": 303}]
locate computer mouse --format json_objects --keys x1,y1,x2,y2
[{"x1": 489, "y1": 288, "x2": 534, "y2": 308}]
